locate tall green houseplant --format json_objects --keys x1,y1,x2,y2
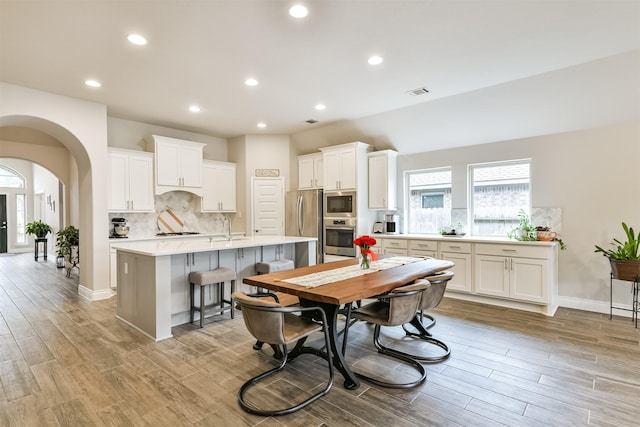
[{"x1": 56, "y1": 225, "x2": 79, "y2": 260}]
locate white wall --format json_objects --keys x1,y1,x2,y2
[
  {"x1": 107, "y1": 116, "x2": 228, "y2": 160},
  {"x1": 397, "y1": 121, "x2": 640, "y2": 309}
]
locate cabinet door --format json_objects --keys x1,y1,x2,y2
[
  {"x1": 156, "y1": 140, "x2": 181, "y2": 186},
  {"x1": 108, "y1": 152, "x2": 129, "y2": 211},
  {"x1": 409, "y1": 249, "x2": 437, "y2": 258},
  {"x1": 179, "y1": 144, "x2": 203, "y2": 188},
  {"x1": 128, "y1": 155, "x2": 154, "y2": 211},
  {"x1": 298, "y1": 157, "x2": 315, "y2": 189},
  {"x1": 323, "y1": 151, "x2": 341, "y2": 191},
  {"x1": 510, "y1": 257, "x2": 548, "y2": 303},
  {"x1": 368, "y1": 155, "x2": 387, "y2": 209},
  {"x1": 475, "y1": 255, "x2": 510, "y2": 297},
  {"x1": 338, "y1": 149, "x2": 357, "y2": 190},
  {"x1": 383, "y1": 248, "x2": 408, "y2": 256},
  {"x1": 218, "y1": 164, "x2": 236, "y2": 211},
  {"x1": 314, "y1": 156, "x2": 324, "y2": 188},
  {"x1": 201, "y1": 164, "x2": 220, "y2": 211},
  {"x1": 440, "y1": 252, "x2": 472, "y2": 293}
]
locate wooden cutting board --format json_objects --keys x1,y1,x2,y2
[{"x1": 157, "y1": 209, "x2": 184, "y2": 233}]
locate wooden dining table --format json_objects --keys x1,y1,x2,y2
[{"x1": 243, "y1": 256, "x2": 454, "y2": 389}]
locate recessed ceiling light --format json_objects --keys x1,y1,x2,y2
[
  {"x1": 289, "y1": 5, "x2": 308, "y2": 18},
  {"x1": 315, "y1": 104, "x2": 326, "y2": 111},
  {"x1": 127, "y1": 34, "x2": 147, "y2": 45},
  {"x1": 245, "y1": 78, "x2": 259, "y2": 86},
  {"x1": 85, "y1": 80, "x2": 101, "y2": 88},
  {"x1": 368, "y1": 56, "x2": 384, "y2": 65},
  {"x1": 189, "y1": 105, "x2": 201, "y2": 113},
  {"x1": 257, "y1": 122, "x2": 267, "y2": 128}
]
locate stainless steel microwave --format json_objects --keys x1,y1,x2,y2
[{"x1": 324, "y1": 191, "x2": 356, "y2": 218}]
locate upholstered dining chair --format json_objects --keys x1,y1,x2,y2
[
  {"x1": 347, "y1": 282, "x2": 429, "y2": 389},
  {"x1": 232, "y1": 291, "x2": 334, "y2": 416},
  {"x1": 400, "y1": 271, "x2": 454, "y2": 363}
]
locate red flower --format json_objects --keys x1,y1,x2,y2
[{"x1": 353, "y1": 235, "x2": 377, "y2": 248}]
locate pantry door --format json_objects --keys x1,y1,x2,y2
[{"x1": 251, "y1": 177, "x2": 284, "y2": 236}]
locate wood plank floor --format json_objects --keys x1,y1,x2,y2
[{"x1": 0, "y1": 253, "x2": 638, "y2": 426}]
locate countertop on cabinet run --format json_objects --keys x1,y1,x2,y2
[
  {"x1": 373, "y1": 233, "x2": 557, "y2": 246},
  {"x1": 111, "y1": 235, "x2": 317, "y2": 257},
  {"x1": 108, "y1": 232, "x2": 245, "y2": 243}
]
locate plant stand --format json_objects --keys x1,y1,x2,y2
[
  {"x1": 610, "y1": 273, "x2": 639, "y2": 328},
  {"x1": 34, "y1": 238, "x2": 47, "y2": 261}
]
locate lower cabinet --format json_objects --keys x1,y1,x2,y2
[
  {"x1": 381, "y1": 238, "x2": 408, "y2": 256},
  {"x1": 475, "y1": 244, "x2": 551, "y2": 304}
]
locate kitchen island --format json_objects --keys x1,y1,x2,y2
[{"x1": 111, "y1": 235, "x2": 317, "y2": 341}]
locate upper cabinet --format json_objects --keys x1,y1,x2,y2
[
  {"x1": 320, "y1": 142, "x2": 372, "y2": 191},
  {"x1": 108, "y1": 148, "x2": 154, "y2": 212},
  {"x1": 201, "y1": 160, "x2": 236, "y2": 212},
  {"x1": 298, "y1": 153, "x2": 323, "y2": 189},
  {"x1": 368, "y1": 150, "x2": 397, "y2": 210},
  {"x1": 147, "y1": 135, "x2": 206, "y2": 196}
]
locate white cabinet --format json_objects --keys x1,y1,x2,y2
[
  {"x1": 381, "y1": 238, "x2": 408, "y2": 256},
  {"x1": 408, "y1": 239, "x2": 438, "y2": 258},
  {"x1": 202, "y1": 160, "x2": 236, "y2": 212},
  {"x1": 475, "y1": 244, "x2": 551, "y2": 304},
  {"x1": 368, "y1": 150, "x2": 397, "y2": 210},
  {"x1": 108, "y1": 148, "x2": 154, "y2": 212},
  {"x1": 439, "y1": 241, "x2": 473, "y2": 293},
  {"x1": 321, "y1": 143, "x2": 372, "y2": 191},
  {"x1": 148, "y1": 135, "x2": 206, "y2": 196},
  {"x1": 298, "y1": 153, "x2": 323, "y2": 189}
]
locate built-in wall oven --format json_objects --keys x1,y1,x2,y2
[
  {"x1": 324, "y1": 218, "x2": 357, "y2": 257},
  {"x1": 324, "y1": 191, "x2": 356, "y2": 218}
]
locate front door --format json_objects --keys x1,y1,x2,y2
[
  {"x1": 251, "y1": 177, "x2": 284, "y2": 236},
  {"x1": 0, "y1": 195, "x2": 7, "y2": 253}
]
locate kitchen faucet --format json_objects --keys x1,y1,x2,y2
[{"x1": 223, "y1": 215, "x2": 232, "y2": 241}]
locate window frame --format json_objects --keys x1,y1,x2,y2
[
  {"x1": 468, "y1": 159, "x2": 532, "y2": 237},
  {"x1": 404, "y1": 166, "x2": 452, "y2": 235}
]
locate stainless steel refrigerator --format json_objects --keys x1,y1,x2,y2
[{"x1": 285, "y1": 189, "x2": 324, "y2": 264}]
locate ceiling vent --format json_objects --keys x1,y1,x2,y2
[
  {"x1": 305, "y1": 119, "x2": 318, "y2": 124},
  {"x1": 407, "y1": 87, "x2": 430, "y2": 96}
]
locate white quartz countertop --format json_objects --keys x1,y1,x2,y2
[
  {"x1": 372, "y1": 233, "x2": 557, "y2": 246},
  {"x1": 111, "y1": 235, "x2": 317, "y2": 257}
]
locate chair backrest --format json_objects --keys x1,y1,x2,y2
[
  {"x1": 233, "y1": 291, "x2": 287, "y2": 345},
  {"x1": 386, "y1": 283, "x2": 429, "y2": 326},
  {"x1": 417, "y1": 270, "x2": 454, "y2": 310}
]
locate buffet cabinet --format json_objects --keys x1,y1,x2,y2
[{"x1": 375, "y1": 236, "x2": 558, "y2": 315}]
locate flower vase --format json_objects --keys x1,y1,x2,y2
[{"x1": 360, "y1": 251, "x2": 371, "y2": 270}]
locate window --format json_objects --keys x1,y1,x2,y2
[
  {"x1": 0, "y1": 165, "x2": 25, "y2": 188},
  {"x1": 406, "y1": 168, "x2": 452, "y2": 234},
  {"x1": 16, "y1": 194, "x2": 26, "y2": 243},
  {"x1": 470, "y1": 160, "x2": 531, "y2": 236},
  {"x1": 0, "y1": 165, "x2": 27, "y2": 244}
]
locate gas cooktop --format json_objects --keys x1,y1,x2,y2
[{"x1": 156, "y1": 231, "x2": 201, "y2": 236}]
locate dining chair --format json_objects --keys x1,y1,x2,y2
[
  {"x1": 347, "y1": 282, "x2": 429, "y2": 388},
  {"x1": 232, "y1": 291, "x2": 334, "y2": 416},
  {"x1": 401, "y1": 271, "x2": 454, "y2": 363}
]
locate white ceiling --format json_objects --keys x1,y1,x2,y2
[{"x1": 1, "y1": 0, "x2": 639, "y2": 152}]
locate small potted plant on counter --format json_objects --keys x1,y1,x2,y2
[
  {"x1": 507, "y1": 210, "x2": 537, "y2": 241},
  {"x1": 594, "y1": 222, "x2": 640, "y2": 282},
  {"x1": 25, "y1": 220, "x2": 52, "y2": 238}
]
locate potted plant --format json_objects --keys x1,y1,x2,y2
[
  {"x1": 25, "y1": 220, "x2": 52, "y2": 238},
  {"x1": 507, "y1": 210, "x2": 537, "y2": 241},
  {"x1": 594, "y1": 222, "x2": 640, "y2": 281},
  {"x1": 56, "y1": 225, "x2": 79, "y2": 265}
]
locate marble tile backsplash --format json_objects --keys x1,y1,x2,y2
[{"x1": 109, "y1": 191, "x2": 231, "y2": 237}]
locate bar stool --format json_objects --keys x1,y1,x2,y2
[
  {"x1": 255, "y1": 259, "x2": 295, "y2": 275},
  {"x1": 189, "y1": 267, "x2": 236, "y2": 328}
]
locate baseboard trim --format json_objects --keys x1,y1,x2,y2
[
  {"x1": 78, "y1": 284, "x2": 115, "y2": 302},
  {"x1": 556, "y1": 295, "x2": 634, "y2": 318}
]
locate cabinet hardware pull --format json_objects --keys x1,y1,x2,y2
[
  {"x1": 448, "y1": 245, "x2": 461, "y2": 249},
  {"x1": 502, "y1": 249, "x2": 517, "y2": 252}
]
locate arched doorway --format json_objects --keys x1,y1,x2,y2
[{"x1": 1, "y1": 83, "x2": 111, "y2": 300}]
